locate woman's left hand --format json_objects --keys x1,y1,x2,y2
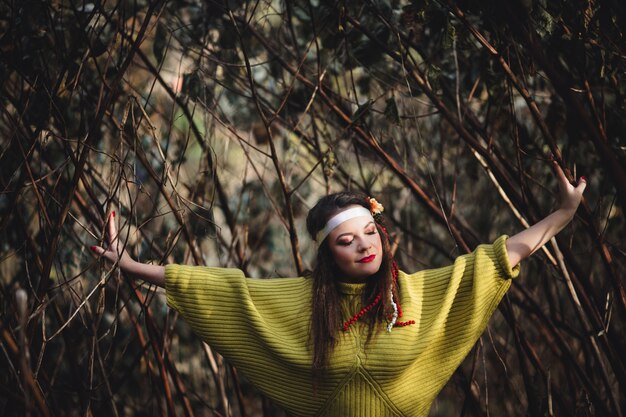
[
  {"x1": 554, "y1": 161, "x2": 586, "y2": 213},
  {"x1": 505, "y1": 161, "x2": 587, "y2": 267}
]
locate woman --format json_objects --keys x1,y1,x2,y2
[{"x1": 91, "y1": 162, "x2": 586, "y2": 416}]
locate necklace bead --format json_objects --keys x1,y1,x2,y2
[{"x1": 341, "y1": 260, "x2": 414, "y2": 332}]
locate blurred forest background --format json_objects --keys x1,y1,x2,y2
[{"x1": 0, "y1": 0, "x2": 624, "y2": 416}]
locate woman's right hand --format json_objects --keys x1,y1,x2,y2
[
  {"x1": 90, "y1": 212, "x2": 166, "y2": 287},
  {"x1": 90, "y1": 211, "x2": 165, "y2": 287},
  {"x1": 90, "y1": 211, "x2": 133, "y2": 269}
]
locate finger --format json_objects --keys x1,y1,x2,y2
[
  {"x1": 90, "y1": 245, "x2": 105, "y2": 256},
  {"x1": 107, "y1": 211, "x2": 118, "y2": 246},
  {"x1": 576, "y1": 176, "x2": 587, "y2": 194},
  {"x1": 552, "y1": 161, "x2": 570, "y2": 186},
  {"x1": 90, "y1": 245, "x2": 117, "y2": 264}
]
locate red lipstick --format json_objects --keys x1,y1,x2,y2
[{"x1": 358, "y1": 255, "x2": 376, "y2": 263}]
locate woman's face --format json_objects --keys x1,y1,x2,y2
[{"x1": 327, "y1": 207, "x2": 383, "y2": 282}]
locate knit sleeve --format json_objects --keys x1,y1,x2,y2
[
  {"x1": 164, "y1": 265, "x2": 249, "y2": 347},
  {"x1": 381, "y1": 235, "x2": 520, "y2": 410},
  {"x1": 414, "y1": 234, "x2": 520, "y2": 345},
  {"x1": 424, "y1": 234, "x2": 520, "y2": 342},
  {"x1": 165, "y1": 265, "x2": 312, "y2": 358},
  {"x1": 164, "y1": 266, "x2": 320, "y2": 414}
]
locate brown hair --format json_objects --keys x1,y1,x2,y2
[{"x1": 306, "y1": 192, "x2": 396, "y2": 381}]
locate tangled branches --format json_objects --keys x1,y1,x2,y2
[{"x1": 0, "y1": 0, "x2": 624, "y2": 416}]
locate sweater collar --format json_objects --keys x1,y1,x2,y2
[{"x1": 336, "y1": 281, "x2": 367, "y2": 295}]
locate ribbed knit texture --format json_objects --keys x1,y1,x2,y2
[{"x1": 166, "y1": 235, "x2": 519, "y2": 417}]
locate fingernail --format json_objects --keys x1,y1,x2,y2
[
  {"x1": 581, "y1": 176, "x2": 587, "y2": 182},
  {"x1": 90, "y1": 245, "x2": 97, "y2": 251},
  {"x1": 112, "y1": 211, "x2": 116, "y2": 218}
]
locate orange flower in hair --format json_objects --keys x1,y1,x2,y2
[{"x1": 368, "y1": 197, "x2": 384, "y2": 215}]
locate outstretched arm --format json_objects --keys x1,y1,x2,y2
[
  {"x1": 90, "y1": 212, "x2": 166, "y2": 287},
  {"x1": 505, "y1": 162, "x2": 587, "y2": 268}
]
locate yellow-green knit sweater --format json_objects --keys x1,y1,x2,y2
[{"x1": 166, "y1": 235, "x2": 519, "y2": 417}]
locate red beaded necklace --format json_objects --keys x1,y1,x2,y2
[
  {"x1": 341, "y1": 259, "x2": 415, "y2": 331},
  {"x1": 341, "y1": 216, "x2": 416, "y2": 332}
]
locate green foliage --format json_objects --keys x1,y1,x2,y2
[
  {"x1": 153, "y1": 23, "x2": 169, "y2": 63},
  {"x1": 384, "y1": 96, "x2": 400, "y2": 125}
]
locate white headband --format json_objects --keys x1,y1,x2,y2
[{"x1": 315, "y1": 206, "x2": 374, "y2": 244}]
